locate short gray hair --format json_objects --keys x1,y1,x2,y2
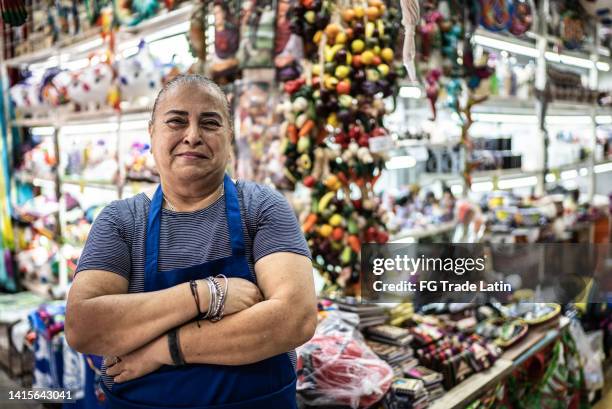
[{"x1": 150, "y1": 74, "x2": 232, "y2": 124}]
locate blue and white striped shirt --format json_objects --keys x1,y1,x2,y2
[{"x1": 75, "y1": 180, "x2": 310, "y2": 388}]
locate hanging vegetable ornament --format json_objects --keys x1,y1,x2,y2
[
  {"x1": 280, "y1": 0, "x2": 404, "y2": 289},
  {"x1": 400, "y1": 0, "x2": 420, "y2": 82}
]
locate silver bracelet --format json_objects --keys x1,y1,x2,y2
[
  {"x1": 211, "y1": 275, "x2": 229, "y2": 322},
  {"x1": 210, "y1": 277, "x2": 223, "y2": 319},
  {"x1": 203, "y1": 278, "x2": 216, "y2": 320}
]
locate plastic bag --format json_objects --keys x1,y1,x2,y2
[
  {"x1": 568, "y1": 319, "x2": 604, "y2": 391},
  {"x1": 297, "y1": 311, "x2": 393, "y2": 409}
]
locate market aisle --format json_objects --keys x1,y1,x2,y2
[{"x1": 0, "y1": 370, "x2": 42, "y2": 409}]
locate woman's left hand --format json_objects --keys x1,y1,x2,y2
[{"x1": 105, "y1": 336, "x2": 170, "y2": 383}]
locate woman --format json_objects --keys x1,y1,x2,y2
[{"x1": 66, "y1": 74, "x2": 317, "y2": 409}]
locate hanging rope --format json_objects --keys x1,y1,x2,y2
[{"x1": 400, "y1": 0, "x2": 419, "y2": 82}]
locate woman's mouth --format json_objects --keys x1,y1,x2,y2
[{"x1": 176, "y1": 151, "x2": 210, "y2": 159}]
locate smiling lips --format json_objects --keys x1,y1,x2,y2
[{"x1": 176, "y1": 151, "x2": 210, "y2": 159}]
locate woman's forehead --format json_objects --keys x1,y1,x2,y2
[{"x1": 158, "y1": 83, "x2": 226, "y2": 112}]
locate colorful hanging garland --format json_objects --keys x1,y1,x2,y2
[{"x1": 279, "y1": 0, "x2": 409, "y2": 289}]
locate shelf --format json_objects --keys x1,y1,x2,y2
[
  {"x1": 3, "y1": 3, "x2": 194, "y2": 67},
  {"x1": 11, "y1": 105, "x2": 150, "y2": 128},
  {"x1": 60, "y1": 178, "x2": 118, "y2": 190},
  {"x1": 429, "y1": 316, "x2": 570, "y2": 409},
  {"x1": 391, "y1": 220, "x2": 457, "y2": 242},
  {"x1": 14, "y1": 172, "x2": 56, "y2": 187}
]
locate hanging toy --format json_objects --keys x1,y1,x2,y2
[
  {"x1": 0, "y1": 0, "x2": 28, "y2": 26},
  {"x1": 117, "y1": 40, "x2": 163, "y2": 105},
  {"x1": 560, "y1": 9, "x2": 586, "y2": 50},
  {"x1": 188, "y1": 2, "x2": 207, "y2": 74},
  {"x1": 480, "y1": 0, "x2": 513, "y2": 32},
  {"x1": 509, "y1": 0, "x2": 534, "y2": 36},
  {"x1": 210, "y1": 0, "x2": 241, "y2": 83},
  {"x1": 419, "y1": 9, "x2": 442, "y2": 62},
  {"x1": 425, "y1": 68, "x2": 442, "y2": 120},
  {"x1": 400, "y1": 0, "x2": 420, "y2": 82}
]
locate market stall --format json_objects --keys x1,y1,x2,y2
[{"x1": 0, "y1": 1, "x2": 610, "y2": 408}]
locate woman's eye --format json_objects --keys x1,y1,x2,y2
[
  {"x1": 201, "y1": 121, "x2": 220, "y2": 128},
  {"x1": 166, "y1": 118, "x2": 186, "y2": 125}
]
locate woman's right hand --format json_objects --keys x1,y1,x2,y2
[{"x1": 200, "y1": 277, "x2": 263, "y2": 316}]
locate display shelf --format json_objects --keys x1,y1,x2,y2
[
  {"x1": 13, "y1": 172, "x2": 56, "y2": 187},
  {"x1": 60, "y1": 178, "x2": 119, "y2": 191},
  {"x1": 429, "y1": 316, "x2": 570, "y2": 409},
  {"x1": 429, "y1": 359, "x2": 514, "y2": 409},
  {"x1": 391, "y1": 220, "x2": 457, "y2": 242},
  {"x1": 11, "y1": 106, "x2": 151, "y2": 128},
  {"x1": 3, "y1": 3, "x2": 194, "y2": 67}
]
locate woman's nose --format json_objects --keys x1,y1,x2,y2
[{"x1": 183, "y1": 124, "x2": 203, "y2": 145}]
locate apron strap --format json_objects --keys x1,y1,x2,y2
[
  {"x1": 223, "y1": 174, "x2": 246, "y2": 257},
  {"x1": 144, "y1": 185, "x2": 164, "y2": 286}
]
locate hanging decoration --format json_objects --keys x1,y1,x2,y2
[
  {"x1": 279, "y1": 0, "x2": 407, "y2": 289},
  {"x1": 0, "y1": 0, "x2": 28, "y2": 26},
  {"x1": 210, "y1": 0, "x2": 242, "y2": 84}
]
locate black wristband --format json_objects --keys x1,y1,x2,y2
[{"x1": 167, "y1": 328, "x2": 186, "y2": 366}]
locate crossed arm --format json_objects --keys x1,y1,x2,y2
[{"x1": 65, "y1": 252, "x2": 317, "y2": 382}]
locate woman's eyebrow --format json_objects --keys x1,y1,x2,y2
[
  {"x1": 164, "y1": 110, "x2": 189, "y2": 116},
  {"x1": 199, "y1": 112, "x2": 223, "y2": 121}
]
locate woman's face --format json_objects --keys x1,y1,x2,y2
[{"x1": 150, "y1": 83, "x2": 231, "y2": 185}]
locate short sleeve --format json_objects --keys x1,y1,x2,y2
[
  {"x1": 251, "y1": 187, "x2": 311, "y2": 263},
  {"x1": 75, "y1": 202, "x2": 131, "y2": 280}
]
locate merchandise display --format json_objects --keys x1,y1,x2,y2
[{"x1": 0, "y1": 0, "x2": 610, "y2": 408}]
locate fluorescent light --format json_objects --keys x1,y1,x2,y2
[
  {"x1": 473, "y1": 34, "x2": 609, "y2": 71},
  {"x1": 450, "y1": 184, "x2": 464, "y2": 195},
  {"x1": 399, "y1": 86, "x2": 422, "y2": 99},
  {"x1": 122, "y1": 47, "x2": 140, "y2": 58},
  {"x1": 146, "y1": 21, "x2": 190, "y2": 42},
  {"x1": 386, "y1": 155, "x2": 417, "y2": 170},
  {"x1": 596, "y1": 116, "x2": 612, "y2": 124},
  {"x1": 561, "y1": 169, "x2": 578, "y2": 180},
  {"x1": 473, "y1": 34, "x2": 539, "y2": 58},
  {"x1": 29, "y1": 56, "x2": 60, "y2": 72},
  {"x1": 472, "y1": 113, "x2": 537, "y2": 124},
  {"x1": 31, "y1": 126, "x2": 55, "y2": 136},
  {"x1": 61, "y1": 123, "x2": 119, "y2": 135},
  {"x1": 471, "y1": 181, "x2": 494, "y2": 192},
  {"x1": 498, "y1": 176, "x2": 538, "y2": 189},
  {"x1": 73, "y1": 38, "x2": 104, "y2": 54},
  {"x1": 594, "y1": 162, "x2": 612, "y2": 173},
  {"x1": 579, "y1": 167, "x2": 588, "y2": 176},
  {"x1": 545, "y1": 51, "x2": 594, "y2": 69},
  {"x1": 61, "y1": 58, "x2": 90, "y2": 71},
  {"x1": 120, "y1": 120, "x2": 150, "y2": 131},
  {"x1": 545, "y1": 173, "x2": 556, "y2": 183},
  {"x1": 547, "y1": 115, "x2": 594, "y2": 125}
]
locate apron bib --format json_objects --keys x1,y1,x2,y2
[{"x1": 103, "y1": 175, "x2": 297, "y2": 409}]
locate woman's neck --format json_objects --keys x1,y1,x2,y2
[{"x1": 160, "y1": 178, "x2": 225, "y2": 212}]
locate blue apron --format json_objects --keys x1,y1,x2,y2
[{"x1": 103, "y1": 175, "x2": 297, "y2": 409}]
